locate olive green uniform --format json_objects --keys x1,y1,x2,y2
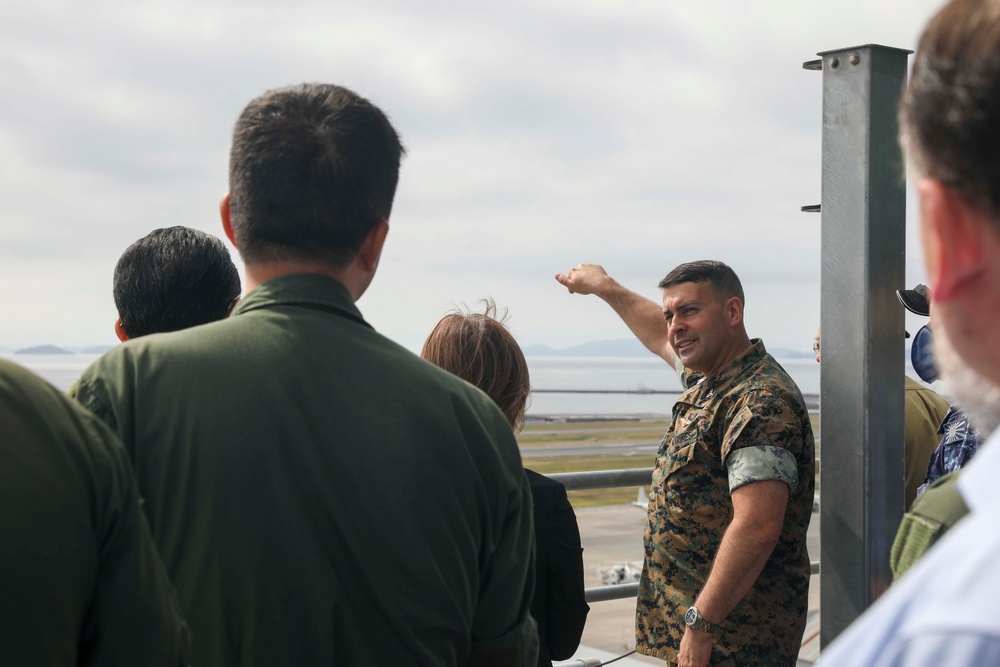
[
  {"x1": 891, "y1": 470, "x2": 969, "y2": 580},
  {"x1": 73, "y1": 274, "x2": 536, "y2": 667},
  {"x1": 903, "y1": 376, "x2": 950, "y2": 508},
  {"x1": 0, "y1": 358, "x2": 188, "y2": 666},
  {"x1": 636, "y1": 340, "x2": 814, "y2": 666}
]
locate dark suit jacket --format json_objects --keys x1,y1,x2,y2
[{"x1": 526, "y1": 469, "x2": 589, "y2": 666}]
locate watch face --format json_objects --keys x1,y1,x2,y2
[{"x1": 685, "y1": 607, "x2": 698, "y2": 626}]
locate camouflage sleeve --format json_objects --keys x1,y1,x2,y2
[
  {"x1": 721, "y1": 392, "x2": 804, "y2": 473},
  {"x1": 726, "y1": 446, "x2": 798, "y2": 492}
]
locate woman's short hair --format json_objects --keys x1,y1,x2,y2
[{"x1": 421, "y1": 300, "x2": 531, "y2": 431}]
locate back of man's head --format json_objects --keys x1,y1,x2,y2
[
  {"x1": 902, "y1": 0, "x2": 1000, "y2": 434},
  {"x1": 901, "y1": 0, "x2": 1000, "y2": 231},
  {"x1": 657, "y1": 259, "x2": 746, "y2": 305},
  {"x1": 228, "y1": 83, "x2": 405, "y2": 269},
  {"x1": 113, "y1": 226, "x2": 241, "y2": 339}
]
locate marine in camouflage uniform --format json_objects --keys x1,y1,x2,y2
[{"x1": 636, "y1": 339, "x2": 814, "y2": 666}]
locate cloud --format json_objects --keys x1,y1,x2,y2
[{"x1": 0, "y1": 0, "x2": 944, "y2": 354}]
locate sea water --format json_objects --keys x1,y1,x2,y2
[
  {"x1": 526, "y1": 355, "x2": 820, "y2": 416},
  {"x1": 6, "y1": 352, "x2": 821, "y2": 417}
]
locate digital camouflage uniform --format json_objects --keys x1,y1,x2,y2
[
  {"x1": 917, "y1": 406, "x2": 983, "y2": 497},
  {"x1": 636, "y1": 340, "x2": 814, "y2": 666}
]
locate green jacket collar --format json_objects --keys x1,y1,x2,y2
[{"x1": 232, "y1": 273, "x2": 371, "y2": 330}]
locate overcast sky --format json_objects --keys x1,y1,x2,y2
[{"x1": 0, "y1": 0, "x2": 945, "y2": 353}]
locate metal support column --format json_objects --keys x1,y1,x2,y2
[{"x1": 816, "y1": 44, "x2": 911, "y2": 646}]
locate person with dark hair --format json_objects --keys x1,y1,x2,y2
[
  {"x1": 820, "y1": 0, "x2": 1000, "y2": 663},
  {"x1": 422, "y1": 301, "x2": 589, "y2": 667},
  {"x1": 74, "y1": 84, "x2": 536, "y2": 666},
  {"x1": 555, "y1": 261, "x2": 814, "y2": 667},
  {"x1": 0, "y1": 358, "x2": 189, "y2": 665},
  {"x1": 112, "y1": 226, "x2": 241, "y2": 341}
]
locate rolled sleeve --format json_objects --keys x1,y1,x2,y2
[{"x1": 726, "y1": 445, "x2": 798, "y2": 492}]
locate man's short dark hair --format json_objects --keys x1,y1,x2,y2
[
  {"x1": 113, "y1": 226, "x2": 242, "y2": 338},
  {"x1": 657, "y1": 260, "x2": 745, "y2": 305},
  {"x1": 228, "y1": 83, "x2": 405, "y2": 268},
  {"x1": 901, "y1": 0, "x2": 1000, "y2": 228}
]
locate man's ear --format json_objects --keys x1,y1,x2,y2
[
  {"x1": 726, "y1": 296, "x2": 744, "y2": 328},
  {"x1": 220, "y1": 193, "x2": 237, "y2": 248},
  {"x1": 114, "y1": 317, "x2": 129, "y2": 343},
  {"x1": 357, "y1": 219, "x2": 390, "y2": 273},
  {"x1": 918, "y1": 178, "x2": 988, "y2": 301}
]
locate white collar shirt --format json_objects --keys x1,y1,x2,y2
[{"x1": 818, "y1": 427, "x2": 1000, "y2": 666}]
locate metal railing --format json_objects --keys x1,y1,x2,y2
[
  {"x1": 552, "y1": 468, "x2": 820, "y2": 600},
  {"x1": 551, "y1": 467, "x2": 821, "y2": 666},
  {"x1": 549, "y1": 467, "x2": 654, "y2": 491}
]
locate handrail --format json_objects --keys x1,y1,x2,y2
[
  {"x1": 586, "y1": 563, "x2": 820, "y2": 603},
  {"x1": 544, "y1": 467, "x2": 821, "y2": 603},
  {"x1": 548, "y1": 468, "x2": 654, "y2": 491},
  {"x1": 586, "y1": 582, "x2": 639, "y2": 603}
]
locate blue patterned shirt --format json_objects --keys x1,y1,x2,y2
[{"x1": 917, "y1": 407, "x2": 983, "y2": 497}]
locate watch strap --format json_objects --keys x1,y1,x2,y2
[{"x1": 685, "y1": 606, "x2": 720, "y2": 634}]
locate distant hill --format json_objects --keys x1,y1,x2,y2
[
  {"x1": 523, "y1": 339, "x2": 812, "y2": 359},
  {"x1": 15, "y1": 344, "x2": 73, "y2": 355}
]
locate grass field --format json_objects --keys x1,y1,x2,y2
[
  {"x1": 518, "y1": 415, "x2": 821, "y2": 508},
  {"x1": 524, "y1": 454, "x2": 655, "y2": 507},
  {"x1": 517, "y1": 419, "x2": 671, "y2": 447}
]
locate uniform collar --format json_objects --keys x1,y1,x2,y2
[
  {"x1": 684, "y1": 338, "x2": 767, "y2": 403},
  {"x1": 958, "y1": 427, "x2": 1000, "y2": 513},
  {"x1": 231, "y1": 273, "x2": 371, "y2": 330}
]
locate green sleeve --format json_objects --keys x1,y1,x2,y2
[
  {"x1": 78, "y1": 411, "x2": 191, "y2": 666},
  {"x1": 469, "y1": 466, "x2": 539, "y2": 666}
]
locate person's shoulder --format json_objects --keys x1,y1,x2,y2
[
  {"x1": 937, "y1": 405, "x2": 965, "y2": 433},
  {"x1": 0, "y1": 356, "x2": 50, "y2": 394},
  {"x1": 526, "y1": 469, "x2": 565, "y2": 494},
  {"x1": 741, "y1": 352, "x2": 802, "y2": 391},
  {"x1": 382, "y1": 339, "x2": 497, "y2": 405},
  {"x1": 905, "y1": 375, "x2": 950, "y2": 409},
  {"x1": 368, "y1": 338, "x2": 519, "y2": 441},
  {"x1": 826, "y1": 503, "x2": 1000, "y2": 664},
  {"x1": 0, "y1": 358, "x2": 127, "y2": 466},
  {"x1": 909, "y1": 471, "x2": 969, "y2": 527},
  {"x1": 734, "y1": 357, "x2": 807, "y2": 411},
  {"x1": 904, "y1": 375, "x2": 938, "y2": 393},
  {"x1": 899, "y1": 509, "x2": 1000, "y2": 638},
  {"x1": 2, "y1": 357, "x2": 87, "y2": 419}
]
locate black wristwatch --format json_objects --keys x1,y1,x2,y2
[{"x1": 684, "y1": 606, "x2": 720, "y2": 634}]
